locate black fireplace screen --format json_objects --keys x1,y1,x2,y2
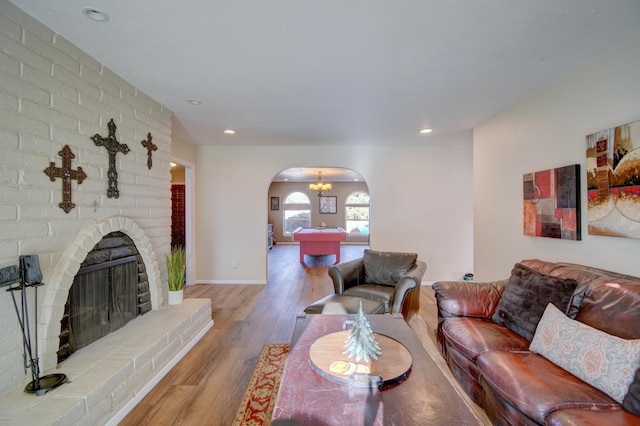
[
  {"x1": 67, "y1": 256, "x2": 137, "y2": 354},
  {"x1": 58, "y1": 231, "x2": 152, "y2": 364}
]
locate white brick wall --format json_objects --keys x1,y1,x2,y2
[{"x1": 0, "y1": 3, "x2": 173, "y2": 397}]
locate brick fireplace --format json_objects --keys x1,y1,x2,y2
[
  {"x1": 0, "y1": 217, "x2": 212, "y2": 425},
  {"x1": 37, "y1": 217, "x2": 163, "y2": 374}
]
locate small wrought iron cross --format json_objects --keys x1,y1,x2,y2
[
  {"x1": 141, "y1": 132, "x2": 157, "y2": 170},
  {"x1": 43, "y1": 145, "x2": 87, "y2": 214},
  {"x1": 91, "y1": 118, "x2": 130, "y2": 198}
]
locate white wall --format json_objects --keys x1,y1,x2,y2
[
  {"x1": 171, "y1": 136, "x2": 197, "y2": 165},
  {"x1": 474, "y1": 37, "x2": 640, "y2": 281},
  {"x1": 0, "y1": 3, "x2": 172, "y2": 395},
  {"x1": 195, "y1": 139, "x2": 474, "y2": 284}
]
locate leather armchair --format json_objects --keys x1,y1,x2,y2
[{"x1": 328, "y1": 250, "x2": 427, "y2": 320}]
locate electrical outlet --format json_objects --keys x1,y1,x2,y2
[{"x1": 231, "y1": 259, "x2": 238, "y2": 268}]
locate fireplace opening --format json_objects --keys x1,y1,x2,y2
[{"x1": 58, "y1": 232, "x2": 151, "y2": 364}]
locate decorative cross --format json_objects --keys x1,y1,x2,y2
[
  {"x1": 43, "y1": 145, "x2": 87, "y2": 214},
  {"x1": 91, "y1": 118, "x2": 130, "y2": 198},
  {"x1": 141, "y1": 132, "x2": 157, "y2": 170}
]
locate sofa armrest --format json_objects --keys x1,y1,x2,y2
[
  {"x1": 391, "y1": 260, "x2": 427, "y2": 317},
  {"x1": 432, "y1": 279, "x2": 508, "y2": 320},
  {"x1": 328, "y1": 258, "x2": 364, "y2": 294}
]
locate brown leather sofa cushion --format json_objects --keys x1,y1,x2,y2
[
  {"x1": 478, "y1": 351, "x2": 620, "y2": 424},
  {"x1": 442, "y1": 317, "x2": 529, "y2": 361},
  {"x1": 433, "y1": 279, "x2": 507, "y2": 319},
  {"x1": 545, "y1": 408, "x2": 640, "y2": 426},
  {"x1": 363, "y1": 249, "x2": 416, "y2": 285},
  {"x1": 492, "y1": 263, "x2": 578, "y2": 341},
  {"x1": 575, "y1": 277, "x2": 640, "y2": 339}
]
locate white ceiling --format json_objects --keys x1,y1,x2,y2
[
  {"x1": 8, "y1": 0, "x2": 640, "y2": 152},
  {"x1": 272, "y1": 167, "x2": 364, "y2": 183}
]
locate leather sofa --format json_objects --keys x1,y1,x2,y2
[
  {"x1": 305, "y1": 250, "x2": 427, "y2": 320},
  {"x1": 433, "y1": 259, "x2": 640, "y2": 425}
]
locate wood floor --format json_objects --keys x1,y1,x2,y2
[{"x1": 120, "y1": 244, "x2": 445, "y2": 426}]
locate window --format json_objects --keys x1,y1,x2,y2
[
  {"x1": 345, "y1": 191, "x2": 370, "y2": 234},
  {"x1": 283, "y1": 191, "x2": 311, "y2": 236}
]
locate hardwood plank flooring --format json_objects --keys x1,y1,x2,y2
[{"x1": 119, "y1": 244, "x2": 461, "y2": 425}]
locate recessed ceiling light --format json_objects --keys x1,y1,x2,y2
[
  {"x1": 223, "y1": 129, "x2": 236, "y2": 135},
  {"x1": 419, "y1": 128, "x2": 433, "y2": 134},
  {"x1": 82, "y1": 8, "x2": 109, "y2": 22},
  {"x1": 187, "y1": 99, "x2": 201, "y2": 105}
]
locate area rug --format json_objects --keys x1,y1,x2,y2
[{"x1": 232, "y1": 343, "x2": 290, "y2": 426}]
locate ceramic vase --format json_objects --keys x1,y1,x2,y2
[{"x1": 168, "y1": 289, "x2": 183, "y2": 305}]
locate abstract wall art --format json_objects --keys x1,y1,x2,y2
[
  {"x1": 523, "y1": 164, "x2": 581, "y2": 240},
  {"x1": 586, "y1": 119, "x2": 640, "y2": 238}
]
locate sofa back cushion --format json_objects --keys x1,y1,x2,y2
[
  {"x1": 576, "y1": 277, "x2": 640, "y2": 339},
  {"x1": 363, "y1": 249, "x2": 417, "y2": 286},
  {"x1": 491, "y1": 263, "x2": 578, "y2": 341},
  {"x1": 520, "y1": 259, "x2": 640, "y2": 339}
]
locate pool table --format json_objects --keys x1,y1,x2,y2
[{"x1": 292, "y1": 227, "x2": 347, "y2": 265}]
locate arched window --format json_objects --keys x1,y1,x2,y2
[
  {"x1": 283, "y1": 191, "x2": 311, "y2": 236},
  {"x1": 345, "y1": 191, "x2": 370, "y2": 234}
]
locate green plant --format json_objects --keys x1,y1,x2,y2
[{"x1": 165, "y1": 246, "x2": 186, "y2": 291}]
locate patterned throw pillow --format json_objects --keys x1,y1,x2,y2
[
  {"x1": 363, "y1": 250, "x2": 417, "y2": 286},
  {"x1": 492, "y1": 263, "x2": 578, "y2": 341},
  {"x1": 530, "y1": 303, "x2": 640, "y2": 404}
]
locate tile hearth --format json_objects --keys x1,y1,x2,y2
[{"x1": 0, "y1": 299, "x2": 212, "y2": 426}]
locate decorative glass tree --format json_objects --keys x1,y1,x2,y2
[{"x1": 343, "y1": 302, "x2": 382, "y2": 362}]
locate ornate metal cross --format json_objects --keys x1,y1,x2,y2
[
  {"x1": 91, "y1": 118, "x2": 130, "y2": 198},
  {"x1": 141, "y1": 132, "x2": 157, "y2": 170},
  {"x1": 43, "y1": 145, "x2": 87, "y2": 213}
]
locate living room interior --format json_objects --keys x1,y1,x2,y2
[{"x1": 1, "y1": 1, "x2": 639, "y2": 424}]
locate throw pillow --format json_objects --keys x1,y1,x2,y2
[
  {"x1": 491, "y1": 262, "x2": 578, "y2": 341},
  {"x1": 623, "y1": 368, "x2": 640, "y2": 415},
  {"x1": 363, "y1": 250, "x2": 417, "y2": 286},
  {"x1": 530, "y1": 303, "x2": 640, "y2": 404}
]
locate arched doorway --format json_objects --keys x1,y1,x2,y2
[{"x1": 267, "y1": 167, "x2": 369, "y2": 269}]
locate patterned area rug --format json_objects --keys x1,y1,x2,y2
[{"x1": 232, "y1": 343, "x2": 290, "y2": 426}]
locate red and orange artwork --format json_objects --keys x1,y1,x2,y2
[{"x1": 523, "y1": 164, "x2": 580, "y2": 240}]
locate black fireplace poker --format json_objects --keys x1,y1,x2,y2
[{"x1": 0, "y1": 255, "x2": 68, "y2": 396}]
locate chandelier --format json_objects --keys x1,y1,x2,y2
[{"x1": 309, "y1": 172, "x2": 332, "y2": 196}]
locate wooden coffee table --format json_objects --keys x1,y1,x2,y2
[{"x1": 272, "y1": 313, "x2": 485, "y2": 425}]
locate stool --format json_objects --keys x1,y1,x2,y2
[{"x1": 304, "y1": 294, "x2": 386, "y2": 315}]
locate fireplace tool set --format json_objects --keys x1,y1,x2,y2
[{"x1": 0, "y1": 255, "x2": 67, "y2": 395}]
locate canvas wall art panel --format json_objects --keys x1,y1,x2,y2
[
  {"x1": 586, "y1": 119, "x2": 640, "y2": 238},
  {"x1": 523, "y1": 164, "x2": 581, "y2": 240}
]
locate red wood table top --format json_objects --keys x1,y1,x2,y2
[
  {"x1": 293, "y1": 228, "x2": 347, "y2": 265},
  {"x1": 272, "y1": 314, "x2": 483, "y2": 425},
  {"x1": 292, "y1": 227, "x2": 347, "y2": 241}
]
